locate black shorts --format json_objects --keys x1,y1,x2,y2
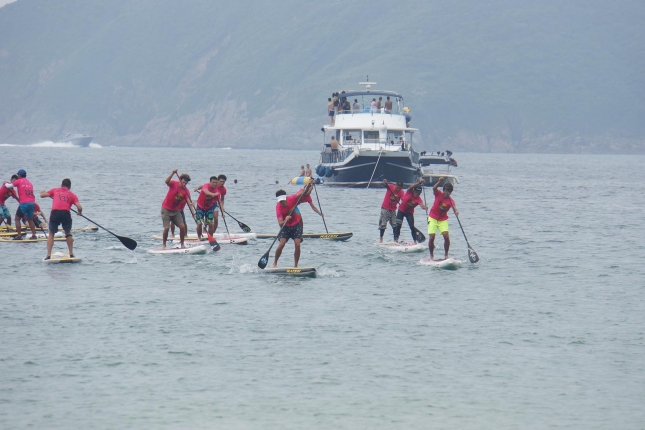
[
  {"x1": 49, "y1": 210, "x2": 72, "y2": 234},
  {"x1": 277, "y1": 223, "x2": 303, "y2": 241}
]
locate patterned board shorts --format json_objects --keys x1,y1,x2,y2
[
  {"x1": 0, "y1": 204, "x2": 9, "y2": 219},
  {"x1": 195, "y1": 205, "x2": 215, "y2": 224},
  {"x1": 278, "y1": 223, "x2": 303, "y2": 241},
  {"x1": 378, "y1": 208, "x2": 397, "y2": 229}
]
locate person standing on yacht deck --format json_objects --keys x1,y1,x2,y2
[
  {"x1": 327, "y1": 98, "x2": 335, "y2": 126},
  {"x1": 376, "y1": 97, "x2": 382, "y2": 111},
  {"x1": 330, "y1": 136, "x2": 340, "y2": 162},
  {"x1": 370, "y1": 99, "x2": 377, "y2": 114},
  {"x1": 352, "y1": 99, "x2": 361, "y2": 113},
  {"x1": 385, "y1": 96, "x2": 393, "y2": 114}
]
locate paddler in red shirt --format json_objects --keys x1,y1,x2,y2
[
  {"x1": 273, "y1": 183, "x2": 314, "y2": 268},
  {"x1": 39, "y1": 178, "x2": 82, "y2": 259},
  {"x1": 161, "y1": 169, "x2": 194, "y2": 249},
  {"x1": 212, "y1": 174, "x2": 227, "y2": 233},
  {"x1": 428, "y1": 177, "x2": 458, "y2": 260},
  {"x1": 193, "y1": 176, "x2": 220, "y2": 240},
  {"x1": 393, "y1": 179, "x2": 428, "y2": 243},
  {"x1": 0, "y1": 174, "x2": 18, "y2": 227},
  {"x1": 379, "y1": 179, "x2": 404, "y2": 243}
]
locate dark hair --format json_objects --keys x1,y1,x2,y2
[
  {"x1": 396, "y1": 181, "x2": 403, "y2": 187},
  {"x1": 209, "y1": 176, "x2": 218, "y2": 182},
  {"x1": 387, "y1": 96, "x2": 390, "y2": 100},
  {"x1": 218, "y1": 174, "x2": 227, "y2": 181},
  {"x1": 443, "y1": 182, "x2": 454, "y2": 193},
  {"x1": 275, "y1": 189, "x2": 286, "y2": 197},
  {"x1": 328, "y1": 98, "x2": 331, "y2": 102},
  {"x1": 10, "y1": 174, "x2": 18, "y2": 180},
  {"x1": 62, "y1": 178, "x2": 71, "y2": 188},
  {"x1": 179, "y1": 173, "x2": 191, "y2": 182}
]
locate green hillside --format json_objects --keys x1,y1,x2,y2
[{"x1": 1, "y1": 0, "x2": 644, "y2": 152}]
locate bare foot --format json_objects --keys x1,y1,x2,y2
[
  {"x1": 271, "y1": 264, "x2": 277, "y2": 268},
  {"x1": 379, "y1": 238, "x2": 383, "y2": 243}
]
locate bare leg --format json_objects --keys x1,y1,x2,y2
[
  {"x1": 379, "y1": 228, "x2": 385, "y2": 243},
  {"x1": 28, "y1": 219, "x2": 36, "y2": 237},
  {"x1": 65, "y1": 231, "x2": 74, "y2": 256},
  {"x1": 179, "y1": 223, "x2": 187, "y2": 248},
  {"x1": 208, "y1": 221, "x2": 215, "y2": 236},
  {"x1": 272, "y1": 238, "x2": 287, "y2": 268},
  {"x1": 213, "y1": 211, "x2": 219, "y2": 233},
  {"x1": 170, "y1": 223, "x2": 175, "y2": 238},
  {"x1": 196, "y1": 222, "x2": 203, "y2": 240},
  {"x1": 46, "y1": 232, "x2": 55, "y2": 257},
  {"x1": 442, "y1": 231, "x2": 450, "y2": 259},
  {"x1": 162, "y1": 226, "x2": 170, "y2": 249},
  {"x1": 15, "y1": 216, "x2": 22, "y2": 238},
  {"x1": 428, "y1": 234, "x2": 436, "y2": 259},
  {"x1": 294, "y1": 238, "x2": 301, "y2": 267}
]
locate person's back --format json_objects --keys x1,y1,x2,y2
[
  {"x1": 353, "y1": 100, "x2": 361, "y2": 113},
  {"x1": 385, "y1": 96, "x2": 393, "y2": 113},
  {"x1": 330, "y1": 137, "x2": 339, "y2": 151}
]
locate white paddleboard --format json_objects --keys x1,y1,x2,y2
[
  {"x1": 419, "y1": 256, "x2": 462, "y2": 269},
  {"x1": 377, "y1": 241, "x2": 425, "y2": 253},
  {"x1": 153, "y1": 232, "x2": 256, "y2": 240},
  {"x1": 148, "y1": 245, "x2": 208, "y2": 255},
  {"x1": 262, "y1": 266, "x2": 317, "y2": 277},
  {"x1": 43, "y1": 252, "x2": 82, "y2": 264},
  {"x1": 155, "y1": 236, "x2": 248, "y2": 245}
]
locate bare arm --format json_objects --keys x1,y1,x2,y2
[
  {"x1": 407, "y1": 178, "x2": 425, "y2": 193},
  {"x1": 74, "y1": 201, "x2": 83, "y2": 215},
  {"x1": 39, "y1": 190, "x2": 50, "y2": 198},
  {"x1": 433, "y1": 177, "x2": 444, "y2": 193},
  {"x1": 308, "y1": 201, "x2": 322, "y2": 216},
  {"x1": 165, "y1": 169, "x2": 178, "y2": 185}
]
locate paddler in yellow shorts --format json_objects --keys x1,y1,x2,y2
[{"x1": 428, "y1": 177, "x2": 458, "y2": 260}]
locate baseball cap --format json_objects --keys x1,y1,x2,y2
[{"x1": 17, "y1": 169, "x2": 26, "y2": 176}]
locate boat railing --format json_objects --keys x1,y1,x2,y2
[
  {"x1": 337, "y1": 108, "x2": 401, "y2": 116},
  {"x1": 321, "y1": 146, "x2": 354, "y2": 164}
]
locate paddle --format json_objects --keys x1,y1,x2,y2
[
  {"x1": 175, "y1": 173, "x2": 220, "y2": 252},
  {"x1": 312, "y1": 183, "x2": 328, "y2": 233},
  {"x1": 258, "y1": 185, "x2": 311, "y2": 269},
  {"x1": 223, "y1": 210, "x2": 252, "y2": 233},
  {"x1": 70, "y1": 208, "x2": 137, "y2": 250},
  {"x1": 450, "y1": 198, "x2": 479, "y2": 263}
]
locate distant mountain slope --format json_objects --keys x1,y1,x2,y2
[{"x1": 1, "y1": 0, "x2": 644, "y2": 152}]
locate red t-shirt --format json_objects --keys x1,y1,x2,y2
[
  {"x1": 399, "y1": 189, "x2": 423, "y2": 214},
  {"x1": 275, "y1": 194, "x2": 302, "y2": 227},
  {"x1": 13, "y1": 178, "x2": 36, "y2": 203},
  {"x1": 381, "y1": 184, "x2": 403, "y2": 211},
  {"x1": 47, "y1": 188, "x2": 79, "y2": 212},
  {"x1": 196, "y1": 183, "x2": 218, "y2": 209},
  {"x1": 215, "y1": 185, "x2": 226, "y2": 203},
  {"x1": 0, "y1": 183, "x2": 16, "y2": 206},
  {"x1": 429, "y1": 188, "x2": 454, "y2": 221},
  {"x1": 297, "y1": 189, "x2": 312, "y2": 204},
  {"x1": 162, "y1": 180, "x2": 190, "y2": 211}
]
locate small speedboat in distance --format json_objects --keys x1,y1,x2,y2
[
  {"x1": 62, "y1": 133, "x2": 93, "y2": 147},
  {"x1": 419, "y1": 150, "x2": 459, "y2": 187}
]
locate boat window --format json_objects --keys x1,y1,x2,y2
[
  {"x1": 387, "y1": 131, "x2": 403, "y2": 144},
  {"x1": 342, "y1": 130, "x2": 361, "y2": 145},
  {"x1": 364, "y1": 131, "x2": 379, "y2": 143}
]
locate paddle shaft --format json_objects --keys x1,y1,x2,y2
[
  {"x1": 312, "y1": 183, "x2": 328, "y2": 233},
  {"x1": 258, "y1": 185, "x2": 311, "y2": 268},
  {"x1": 223, "y1": 210, "x2": 251, "y2": 233},
  {"x1": 449, "y1": 197, "x2": 479, "y2": 263}
]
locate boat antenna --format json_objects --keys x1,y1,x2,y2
[{"x1": 359, "y1": 75, "x2": 377, "y2": 91}]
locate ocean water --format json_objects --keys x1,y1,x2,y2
[{"x1": 1, "y1": 147, "x2": 644, "y2": 429}]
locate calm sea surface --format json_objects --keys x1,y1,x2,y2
[{"x1": 1, "y1": 147, "x2": 644, "y2": 429}]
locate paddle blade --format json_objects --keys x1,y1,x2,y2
[
  {"x1": 206, "y1": 234, "x2": 221, "y2": 252},
  {"x1": 239, "y1": 222, "x2": 252, "y2": 233},
  {"x1": 468, "y1": 246, "x2": 479, "y2": 263},
  {"x1": 117, "y1": 235, "x2": 138, "y2": 250},
  {"x1": 258, "y1": 251, "x2": 270, "y2": 269},
  {"x1": 415, "y1": 230, "x2": 426, "y2": 244}
]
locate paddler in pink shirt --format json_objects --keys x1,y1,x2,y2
[{"x1": 40, "y1": 178, "x2": 83, "y2": 260}]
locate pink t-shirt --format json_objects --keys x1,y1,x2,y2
[
  {"x1": 47, "y1": 188, "x2": 79, "y2": 212},
  {"x1": 381, "y1": 184, "x2": 403, "y2": 211},
  {"x1": 215, "y1": 185, "x2": 227, "y2": 203},
  {"x1": 275, "y1": 194, "x2": 302, "y2": 227},
  {"x1": 162, "y1": 180, "x2": 190, "y2": 211},
  {"x1": 196, "y1": 183, "x2": 218, "y2": 209},
  {"x1": 297, "y1": 189, "x2": 312, "y2": 205},
  {"x1": 0, "y1": 183, "x2": 16, "y2": 206},
  {"x1": 13, "y1": 178, "x2": 36, "y2": 203},
  {"x1": 429, "y1": 188, "x2": 454, "y2": 221},
  {"x1": 399, "y1": 189, "x2": 423, "y2": 214}
]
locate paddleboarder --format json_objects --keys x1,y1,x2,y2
[
  {"x1": 7, "y1": 169, "x2": 38, "y2": 240},
  {"x1": 39, "y1": 178, "x2": 82, "y2": 260},
  {"x1": 272, "y1": 184, "x2": 314, "y2": 268},
  {"x1": 393, "y1": 179, "x2": 427, "y2": 243},
  {"x1": 294, "y1": 185, "x2": 323, "y2": 231},
  {"x1": 193, "y1": 176, "x2": 220, "y2": 240},
  {"x1": 379, "y1": 179, "x2": 404, "y2": 243},
  {"x1": 0, "y1": 175, "x2": 18, "y2": 227},
  {"x1": 428, "y1": 177, "x2": 458, "y2": 260},
  {"x1": 161, "y1": 169, "x2": 193, "y2": 249},
  {"x1": 210, "y1": 174, "x2": 227, "y2": 233}
]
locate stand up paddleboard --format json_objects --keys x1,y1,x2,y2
[
  {"x1": 262, "y1": 266, "x2": 317, "y2": 277},
  {"x1": 0, "y1": 225, "x2": 97, "y2": 233},
  {"x1": 419, "y1": 256, "x2": 462, "y2": 270},
  {"x1": 377, "y1": 241, "x2": 425, "y2": 252},
  {"x1": 153, "y1": 232, "x2": 256, "y2": 241},
  {"x1": 43, "y1": 252, "x2": 82, "y2": 264},
  {"x1": 0, "y1": 236, "x2": 66, "y2": 243},
  {"x1": 153, "y1": 234, "x2": 248, "y2": 245},
  {"x1": 256, "y1": 232, "x2": 353, "y2": 241},
  {"x1": 148, "y1": 245, "x2": 208, "y2": 255}
]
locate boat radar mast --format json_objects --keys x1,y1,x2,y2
[{"x1": 358, "y1": 75, "x2": 377, "y2": 91}]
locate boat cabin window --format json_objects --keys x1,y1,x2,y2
[
  {"x1": 342, "y1": 130, "x2": 361, "y2": 145},
  {"x1": 387, "y1": 131, "x2": 403, "y2": 144},
  {"x1": 364, "y1": 131, "x2": 379, "y2": 143}
]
